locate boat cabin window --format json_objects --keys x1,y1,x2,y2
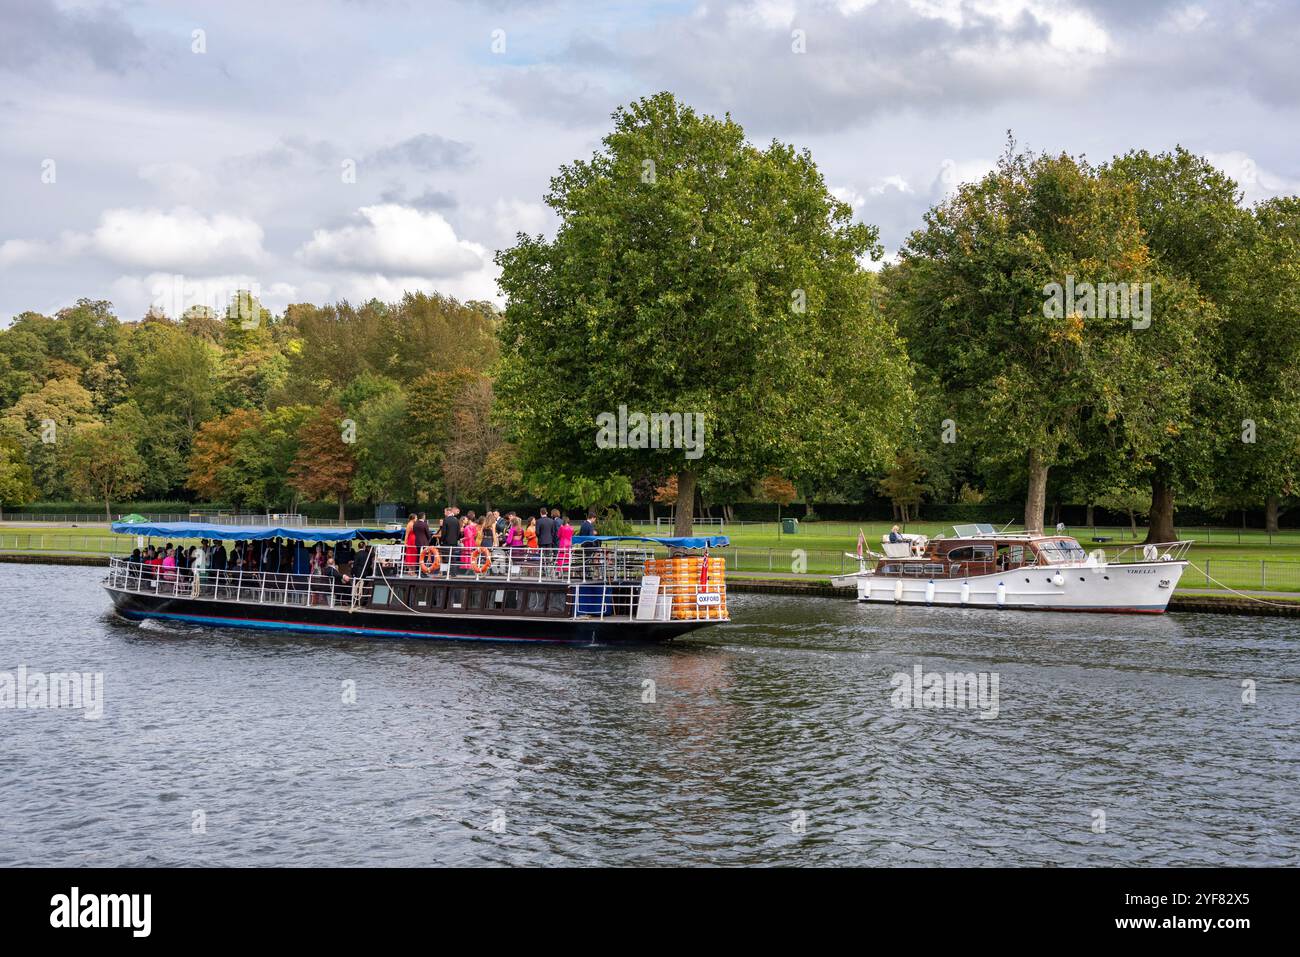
[
  {"x1": 489, "y1": 589, "x2": 521, "y2": 610},
  {"x1": 372, "y1": 584, "x2": 391, "y2": 606},
  {"x1": 946, "y1": 544, "x2": 993, "y2": 562},
  {"x1": 429, "y1": 587, "x2": 445, "y2": 609},
  {"x1": 546, "y1": 591, "x2": 567, "y2": 614},
  {"x1": 468, "y1": 588, "x2": 485, "y2": 610},
  {"x1": 412, "y1": 587, "x2": 431, "y2": 609},
  {"x1": 1037, "y1": 539, "x2": 1086, "y2": 564},
  {"x1": 449, "y1": 588, "x2": 466, "y2": 609}
]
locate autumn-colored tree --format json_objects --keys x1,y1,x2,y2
[
  {"x1": 188, "y1": 408, "x2": 264, "y2": 502},
  {"x1": 878, "y1": 449, "x2": 927, "y2": 522},
  {"x1": 289, "y1": 402, "x2": 357, "y2": 521}
]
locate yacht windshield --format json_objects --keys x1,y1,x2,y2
[{"x1": 1037, "y1": 539, "x2": 1087, "y2": 564}]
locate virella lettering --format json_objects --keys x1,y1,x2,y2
[
  {"x1": 890, "y1": 664, "x2": 1000, "y2": 719},
  {"x1": 50, "y1": 887, "x2": 151, "y2": 937},
  {"x1": 0, "y1": 666, "x2": 103, "y2": 720},
  {"x1": 595, "y1": 404, "x2": 705, "y2": 460}
]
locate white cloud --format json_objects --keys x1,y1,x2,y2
[
  {"x1": 90, "y1": 207, "x2": 266, "y2": 270},
  {"x1": 296, "y1": 204, "x2": 486, "y2": 278},
  {"x1": 1, "y1": 207, "x2": 266, "y2": 272},
  {"x1": 1206, "y1": 151, "x2": 1300, "y2": 206}
]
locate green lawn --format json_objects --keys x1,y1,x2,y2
[{"x1": 5, "y1": 520, "x2": 1300, "y2": 594}]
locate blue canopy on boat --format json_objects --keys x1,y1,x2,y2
[
  {"x1": 571, "y1": 534, "x2": 729, "y2": 549},
  {"x1": 110, "y1": 521, "x2": 401, "y2": 541}
]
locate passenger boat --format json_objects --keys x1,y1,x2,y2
[
  {"x1": 104, "y1": 522, "x2": 731, "y2": 644},
  {"x1": 830, "y1": 523, "x2": 1191, "y2": 613}
]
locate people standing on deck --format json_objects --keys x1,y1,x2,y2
[
  {"x1": 579, "y1": 512, "x2": 598, "y2": 548},
  {"x1": 536, "y1": 508, "x2": 555, "y2": 554},
  {"x1": 506, "y1": 516, "x2": 524, "y2": 560},
  {"x1": 524, "y1": 516, "x2": 539, "y2": 551},
  {"x1": 414, "y1": 513, "x2": 431, "y2": 551},
  {"x1": 440, "y1": 507, "x2": 460, "y2": 568},
  {"x1": 556, "y1": 515, "x2": 574, "y2": 570},
  {"x1": 459, "y1": 514, "x2": 478, "y2": 567},
  {"x1": 403, "y1": 515, "x2": 418, "y2": 573},
  {"x1": 190, "y1": 544, "x2": 207, "y2": 595},
  {"x1": 495, "y1": 510, "x2": 510, "y2": 542},
  {"x1": 161, "y1": 544, "x2": 177, "y2": 584}
]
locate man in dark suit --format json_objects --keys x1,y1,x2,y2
[
  {"x1": 579, "y1": 513, "x2": 598, "y2": 549},
  {"x1": 414, "y1": 512, "x2": 431, "y2": 549},
  {"x1": 440, "y1": 507, "x2": 460, "y2": 571},
  {"x1": 537, "y1": 507, "x2": 555, "y2": 549}
]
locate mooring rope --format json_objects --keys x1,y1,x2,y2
[{"x1": 1184, "y1": 560, "x2": 1297, "y2": 608}]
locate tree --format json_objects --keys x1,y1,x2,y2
[
  {"x1": 64, "y1": 423, "x2": 145, "y2": 520},
  {"x1": 1104, "y1": 147, "x2": 1252, "y2": 542},
  {"x1": 289, "y1": 403, "x2": 357, "y2": 521},
  {"x1": 1211, "y1": 196, "x2": 1300, "y2": 533},
  {"x1": 188, "y1": 409, "x2": 265, "y2": 502},
  {"x1": 888, "y1": 145, "x2": 1206, "y2": 534},
  {"x1": 496, "y1": 92, "x2": 908, "y2": 538},
  {"x1": 878, "y1": 449, "x2": 927, "y2": 522},
  {"x1": 757, "y1": 473, "x2": 796, "y2": 524},
  {"x1": 0, "y1": 435, "x2": 36, "y2": 519}
]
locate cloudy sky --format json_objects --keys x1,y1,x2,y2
[{"x1": 1, "y1": 0, "x2": 1297, "y2": 324}]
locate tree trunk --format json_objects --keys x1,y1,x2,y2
[
  {"x1": 672, "y1": 470, "x2": 696, "y2": 539},
  {"x1": 1127, "y1": 509, "x2": 1137, "y2": 537},
  {"x1": 105, "y1": 498, "x2": 112, "y2": 522},
  {"x1": 1085, "y1": 502, "x2": 1094, "y2": 527},
  {"x1": 1145, "y1": 470, "x2": 1177, "y2": 543},
  {"x1": 1265, "y1": 495, "x2": 1280, "y2": 534},
  {"x1": 1024, "y1": 449, "x2": 1048, "y2": 534},
  {"x1": 338, "y1": 495, "x2": 347, "y2": 523},
  {"x1": 647, "y1": 500, "x2": 655, "y2": 525}
]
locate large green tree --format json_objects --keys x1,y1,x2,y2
[
  {"x1": 887, "y1": 147, "x2": 1210, "y2": 535},
  {"x1": 495, "y1": 92, "x2": 909, "y2": 534}
]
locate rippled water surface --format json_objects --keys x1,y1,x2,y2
[{"x1": 1, "y1": 563, "x2": 1297, "y2": 866}]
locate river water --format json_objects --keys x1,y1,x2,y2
[{"x1": 1, "y1": 563, "x2": 1296, "y2": 866}]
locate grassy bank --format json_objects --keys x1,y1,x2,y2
[{"x1": 4, "y1": 520, "x2": 1300, "y2": 593}]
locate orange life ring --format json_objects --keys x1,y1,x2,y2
[
  {"x1": 419, "y1": 546, "x2": 441, "y2": 574},
  {"x1": 469, "y1": 547, "x2": 492, "y2": 575}
]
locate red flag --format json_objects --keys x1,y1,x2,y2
[
  {"x1": 700, "y1": 546, "x2": 709, "y2": 587},
  {"x1": 857, "y1": 529, "x2": 866, "y2": 560}
]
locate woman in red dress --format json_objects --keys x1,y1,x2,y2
[{"x1": 403, "y1": 515, "x2": 418, "y2": 573}]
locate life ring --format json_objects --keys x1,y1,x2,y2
[
  {"x1": 469, "y1": 547, "x2": 492, "y2": 575},
  {"x1": 419, "y1": 546, "x2": 441, "y2": 574}
]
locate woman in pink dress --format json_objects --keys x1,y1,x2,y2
[
  {"x1": 460, "y1": 518, "x2": 478, "y2": 567},
  {"x1": 555, "y1": 515, "x2": 574, "y2": 570}
]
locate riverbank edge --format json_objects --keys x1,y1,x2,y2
[{"x1": 4, "y1": 553, "x2": 1297, "y2": 617}]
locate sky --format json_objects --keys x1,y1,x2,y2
[{"x1": 1, "y1": 0, "x2": 1297, "y2": 324}]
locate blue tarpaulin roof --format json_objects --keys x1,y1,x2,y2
[
  {"x1": 572, "y1": 534, "x2": 728, "y2": 549},
  {"x1": 110, "y1": 521, "x2": 401, "y2": 542}
]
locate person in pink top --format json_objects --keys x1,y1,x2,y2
[
  {"x1": 555, "y1": 515, "x2": 574, "y2": 570},
  {"x1": 160, "y1": 545, "x2": 177, "y2": 582},
  {"x1": 460, "y1": 518, "x2": 478, "y2": 567}
]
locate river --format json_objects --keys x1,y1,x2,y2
[{"x1": 1, "y1": 563, "x2": 1295, "y2": 866}]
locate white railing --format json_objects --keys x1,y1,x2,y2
[
  {"x1": 367, "y1": 544, "x2": 655, "y2": 585},
  {"x1": 106, "y1": 560, "x2": 355, "y2": 608}
]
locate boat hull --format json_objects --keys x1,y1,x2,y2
[
  {"x1": 847, "y1": 561, "x2": 1187, "y2": 613},
  {"x1": 105, "y1": 588, "x2": 713, "y2": 644}
]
